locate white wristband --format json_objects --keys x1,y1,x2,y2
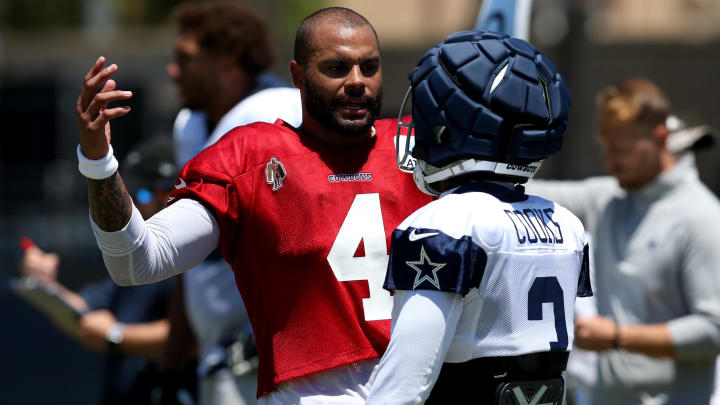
[{"x1": 77, "y1": 144, "x2": 119, "y2": 179}]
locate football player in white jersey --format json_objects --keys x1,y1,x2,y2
[{"x1": 366, "y1": 31, "x2": 591, "y2": 404}]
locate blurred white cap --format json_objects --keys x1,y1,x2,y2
[{"x1": 666, "y1": 114, "x2": 716, "y2": 154}]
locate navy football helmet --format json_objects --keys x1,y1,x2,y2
[{"x1": 396, "y1": 30, "x2": 571, "y2": 195}]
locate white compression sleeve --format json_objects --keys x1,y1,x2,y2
[
  {"x1": 90, "y1": 198, "x2": 220, "y2": 285},
  {"x1": 366, "y1": 290, "x2": 464, "y2": 404}
]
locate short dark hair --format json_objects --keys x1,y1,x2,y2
[
  {"x1": 293, "y1": 7, "x2": 379, "y2": 66},
  {"x1": 173, "y1": 1, "x2": 275, "y2": 76}
]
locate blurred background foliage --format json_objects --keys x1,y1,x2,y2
[
  {"x1": 0, "y1": 0, "x2": 324, "y2": 32},
  {"x1": 0, "y1": 0, "x2": 85, "y2": 29},
  {"x1": 1, "y1": 0, "x2": 178, "y2": 27}
]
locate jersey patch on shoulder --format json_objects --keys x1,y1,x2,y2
[
  {"x1": 384, "y1": 227, "x2": 487, "y2": 296},
  {"x1": 265, "y1": 156, "x2": 286, "y2": 191}
]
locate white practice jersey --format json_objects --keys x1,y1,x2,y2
[
  {"x1": 173, "y1": 87, "x2": 302, "y2": 167},
  {"x1": 384, "y1": 182, "x2": 591, "y2": 361}
]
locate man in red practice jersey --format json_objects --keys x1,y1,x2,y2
[{"x1": 74, "y1": 7, "x2": 430, "y2": 403}]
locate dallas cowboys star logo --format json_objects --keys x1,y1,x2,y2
[{"x1": 406, "y1": 245, "x2": 447, "y2": 289}]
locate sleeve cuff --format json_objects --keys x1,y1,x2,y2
[
  {"x1": 667, "y1": 315, "x2": 720, "y2": 360},
  {"x1": 90, "y1": 204, "x2": 147, "y2": 257}
]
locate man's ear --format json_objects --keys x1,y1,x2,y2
[
  {"x1": 290, "y1": 60, "x2": 305, "y2": 90},
  {"x1": 653, "y1": 123, "x2": 670, "y2": 147}
]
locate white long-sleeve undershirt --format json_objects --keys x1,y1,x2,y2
[
  {"x1": 366, "y1": 290, "x2": 464, "y2": 404},
  {"x1": 90, "y1": 198, "x2": 220, "y2": 286}
]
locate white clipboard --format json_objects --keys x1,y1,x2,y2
[{"x1": 10, "y1": 277, "x2": 84, "y2": 340}]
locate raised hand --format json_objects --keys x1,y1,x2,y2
[
  {"x1": 76, "y1": 56, "x2": 133, "y2": 159},
  {"x1": 20, "y1": 245, "x2": 60, "y2": 285},
  {"x1": 75, "y1": 57, "x2": 135, "y2": 231}
]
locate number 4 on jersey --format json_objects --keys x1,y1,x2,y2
[{"x1": 328, "y1": 193, "x2": 392, "y2": 321}]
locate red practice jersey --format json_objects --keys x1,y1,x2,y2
[{"x1": 169, "y1": 118, "x2": 430, "y2": 397}]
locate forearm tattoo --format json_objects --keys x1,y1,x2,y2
[{"x1": 87, "y1": 171, "x2": 133, "y2": 231}]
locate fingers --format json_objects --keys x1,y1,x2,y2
[
  {"x1": 79, "y1": 57, "x2": 119, "y2": 111},
  {"x1": 574, "y1": 318, "x2": 588, "y2": 328},
  {"x1": 99, "y1": 106, "x2": 132, "y2": 122},
  {"x1": 88, "y1": 79, "x2": 119, "y2": 119},
  {"x1": 82, "y1": 56, "x2": 106, "y2": 83},
  {"x1": 100, "y1": 78, "x2": 117, "y2": 93},
  {"x1": 86, "y1": 88, "x2": 132, "y2": 121},
  {"x1": 77, "y1": 56, "x2": 105, "y2": 111},
  {"x1": 76, "y1": 57, "x2": 133, "y2": 159}
]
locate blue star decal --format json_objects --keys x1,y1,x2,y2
[{"x1": 406, "y1": 245, "x2": 447, "y2": 289}]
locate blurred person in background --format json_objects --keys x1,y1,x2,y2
[
  {"x1": 20, "y1": 136, "x2": 187, "y2": 405},
  {"x1": 158, "y1": 2, "x2": 301, "y2": 405},
  {"x1": 526, "y1": 78, "x2": 720, "y2": 405},
  {"x1": 167, "y1": 0, "x2": 301, "y2": 167},
  {"x1": 75, "y1": 6, "x2": 430, "y2": 404}
]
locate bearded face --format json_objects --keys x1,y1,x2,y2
[{"x1": 304, "y1": 76, "x2": 382, "y2": 137}]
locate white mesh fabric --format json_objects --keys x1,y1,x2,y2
[{"x1": 446, "y1": 251, "x2": 582, "y2": 362}]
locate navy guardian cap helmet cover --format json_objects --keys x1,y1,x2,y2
[{"x1": 397, "y1": 30, "x2": 571, "y2": 194}]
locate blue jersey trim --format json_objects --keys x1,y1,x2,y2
[{"x1": 577, "y1": 243, "x2": 593, "y2": 297}]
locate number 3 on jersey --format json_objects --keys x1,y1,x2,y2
[
  {"x1": 328, "y1": 193, "x2": 392, "y2": 321},
  {"x1": 528, "y1": 276, "x2": 568, "y2": 350}
]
